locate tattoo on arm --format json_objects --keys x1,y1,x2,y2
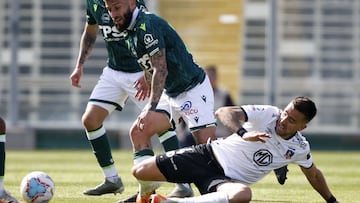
[
  {"x1": 144, "y1": 70, "x2": 152, "y2": 87},
  {"x1": 216, "y1": 106, "x2": 245, "y2": 133},
  {"x1": 149, "y1": 48, "x2": 168, "y2": 105},
  {"x1": 78, "y1": 30, "x2": 97, "y2": 65}
]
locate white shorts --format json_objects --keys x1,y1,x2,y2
[
  {"x1": 88, "y1": 66, "x2": 147, "y2": 113},
  {"x1": 154, "y1": 75, "x2": 216, "y2": 131}
]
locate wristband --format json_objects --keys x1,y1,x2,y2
[
  {"x1": 236, "y1": 127, "x2": 247, "y2": 137},
  {"x1": 327, "y1": 195, "x2": 337, "y2": 203}
]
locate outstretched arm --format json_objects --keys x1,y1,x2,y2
[
  {"x1": 69, "y1": 23, "x2": 98, "y2": 88},
  {"x1": 301, "y1": 164, "x2": 339, "y2": 203}
]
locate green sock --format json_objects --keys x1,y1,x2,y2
[
  {"x1": 88, "y1": 131, "x2": 114, "y2": 167},
  {"x1": 0, "y1": 140, "x2": 4, "y2": 177},
  {"x1": 158, "y1": 130, "x2": 179, "y2": 152}
]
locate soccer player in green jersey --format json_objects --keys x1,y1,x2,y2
[
  {"x1": 103, "y1": 0, "x2": 219, "y2": 202},
  {"x1": 0, "y1": 117, "x2": 19, "y2": 203},
  {"x1": 70, "y1": 0, "x2": 193, "y2": 200}
]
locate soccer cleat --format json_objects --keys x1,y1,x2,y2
[
  {"x1": 167, "y1": 184, "x2": 194, "y2": 198},
  {"x1": 136, "y1": 191, "x2": 155, "y2": 203},
  {"x1": 274, "y1": 165, "x2": 288, "y2": 185},
  {"x1": 83, "y1": 178, "x2": 124, "y2": 196},
  {"x1": 115, "y1": 193, "x2": 138, "y2": 203},
  {"x1": 0, "y1": 190, "x2": 19, "y2": 203},
  {"x1": 116, "y1": 191, "x2": 157, "y2": 203},
  {"x1": 151, "y1": 194, "x2": 176, "y2": 203}
]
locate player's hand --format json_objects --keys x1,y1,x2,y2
[
  {"x1": 242, "y1": 131, "x2": 271, "y2": 143},
  {"x1": 69, "y1": 67, "x2": 83, "y2": 88},
  {"x1": 136, "y1": 110, "x2": 155, "y2": 131},
  {"x1": 134, "y1": 76, "x2": 150, "y2": 101}
]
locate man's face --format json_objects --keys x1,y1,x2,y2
[
  {"x1": 275, "y1": 102, "x2": 307, "y2": 138},
  {"x1": 104, "y1": 0, "x2": 134, "y2": 32}
]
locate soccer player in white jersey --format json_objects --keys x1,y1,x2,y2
[{"x1": 131, "y1": 96, "x2": 340, "y2": 203}]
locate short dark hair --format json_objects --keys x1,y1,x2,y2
[{"x1": 292, "y1": 96, "x2": 317, "y2": 123}]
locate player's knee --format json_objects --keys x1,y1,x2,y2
[
  {"x1": 131, "y1": 165, "x2": 140, "y2": 178},
  {"x1": 131, "y1": 163, "x2": 146, "y2": 180}
]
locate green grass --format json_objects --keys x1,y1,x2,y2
[{"x1": 5, "y1": 150, "x2": 360, "y2": 203}]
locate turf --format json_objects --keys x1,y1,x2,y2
[{"x1": 5, "y1": 150, "x2": 360, "y2": 203}]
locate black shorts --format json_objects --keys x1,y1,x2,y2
[{"x1": 156, "y1": 144, "x2": 233, "y2": 194}]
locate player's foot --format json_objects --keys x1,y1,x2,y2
[
  {"x1": 83, "y1": 178, "x2": 124, "y2": 196},
  {"x1": 167, "y1": 183, "x2": 193, "y2": 198},
  {"x1": 274, "y1": 165, "x2": 288, "y2": 185},
  {"x1": 0, "y1": 190, "x2": 19, "y2": 203},
  {"x1": 151, "y1": 194, "x2": 177, "y2": 203},
  {"x1": 116, "y1": 191, "x2": 156, "y2": 203},
  {"x1": 115, "y1": 193, "x2": 138, "y2": 203},
  {"x1": 135, "y1": 191, "x2": 155, "y2": 203}
]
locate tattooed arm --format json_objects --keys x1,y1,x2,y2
[
  {"x1": 215, "y1": 106, "x2": 247, "y2": 133},
  {"x1": 70, "y1": 23, "x2": 98, "y2": 88},
  {"x1": 147, "y1": 48, "x2": 168, "y2": 110}
]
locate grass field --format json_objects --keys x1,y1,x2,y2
[{"x1": 4, "y1": 150, "x2": 360, "y2": 203}]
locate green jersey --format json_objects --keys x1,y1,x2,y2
[
  {"x1": 86, "y1": 0, "x2": 145, "y2": 72},
  {"x1": 126, "y1": 10, "x2": 206, "y2": 97}
]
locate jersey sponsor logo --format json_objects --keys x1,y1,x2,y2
[
  {"x1": 185, "y1": 109, "x2": 198, "y2": 116},
  {"x1": 180, "y1": 101, "x2": 199, "y2": 116},
  {"x1": 144, "y1": 34, "x2": 159, "y2": 49},
  {"x1": 253, "y1": 149, "x2": 273, "y2": 166},
  {"x1": 99, "y1": 25, "x2": 128, "y2": 40},
  {"x1": 180, "y1": 101, "x2": 192, "y2": 111}
]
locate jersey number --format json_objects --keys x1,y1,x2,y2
[{"x1": 137, "y1": 54, "x2": 153, "y2": 73}]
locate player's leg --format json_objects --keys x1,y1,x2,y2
[
  {"x1": 129, "y1": 110, "x2": 172, "y2": 203},
  {"x1": 155, "y1": 100, "x2": 193, "y2": 198},
  {"x1": 117, "y1": 75, "x2": 192, "y2": 202},
  {"x1": 82, "y1": 67, "x2": 127, "y2": 196},
  {"x1": 176, "y1": 75, "x2": 217, "y2": 144},
  {"x1": 151, "y1": 182, "x2": 251, "y2": 203},
  {"x1": 126, "y1": 73, "x2": 181, "y2": 158},
  {"x1": 0, "y1": 117, "x2": 19, "y2": 203}
]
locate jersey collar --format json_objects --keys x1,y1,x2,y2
[{"x1": 127, "y1": 7, "x2": 139, "y2": 31}]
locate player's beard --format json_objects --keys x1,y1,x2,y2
[{"x1": 114, "y1": 8, "x2": 133, "y2": 32}]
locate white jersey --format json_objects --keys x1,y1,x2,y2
[{"x1": 211, "y1": 105, "x2": 313, "y2": 185}]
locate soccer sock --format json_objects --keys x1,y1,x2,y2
[
  {"x1": 133, "y1": 149, "x2": 162, "y2": 196},
  {"x1": 158, "y1": 130, "x2": 179, "y2": 152},
  {"x1": 169, "y1": 191, "x2": 229, "y2": 203},
  {"x1": 0, "y1": 133, "x2": 5, "y2": 193},
  {"x1": 133, "y1": 149, "x2": 154, "y2": 166},
  {"x1": 86, "y1": 125, "x2": 118, "y2": 181}
]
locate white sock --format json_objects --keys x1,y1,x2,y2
[
  {"x1": 0, "y1": 179, "x2": 4, "y2": 194},
  {"x1": 134, "y1": 155, "x2": 163, "y2": 196},
  {"x1": 169, "y1": 191, "x2": 228, "y2": 203},
  {"x1": 103, "y1": 165, "x2": 119, "y2": 183}
]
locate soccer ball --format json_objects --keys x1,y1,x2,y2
[{"x1": 20, "y1": 171, "x2": 55, "y2": 203}]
